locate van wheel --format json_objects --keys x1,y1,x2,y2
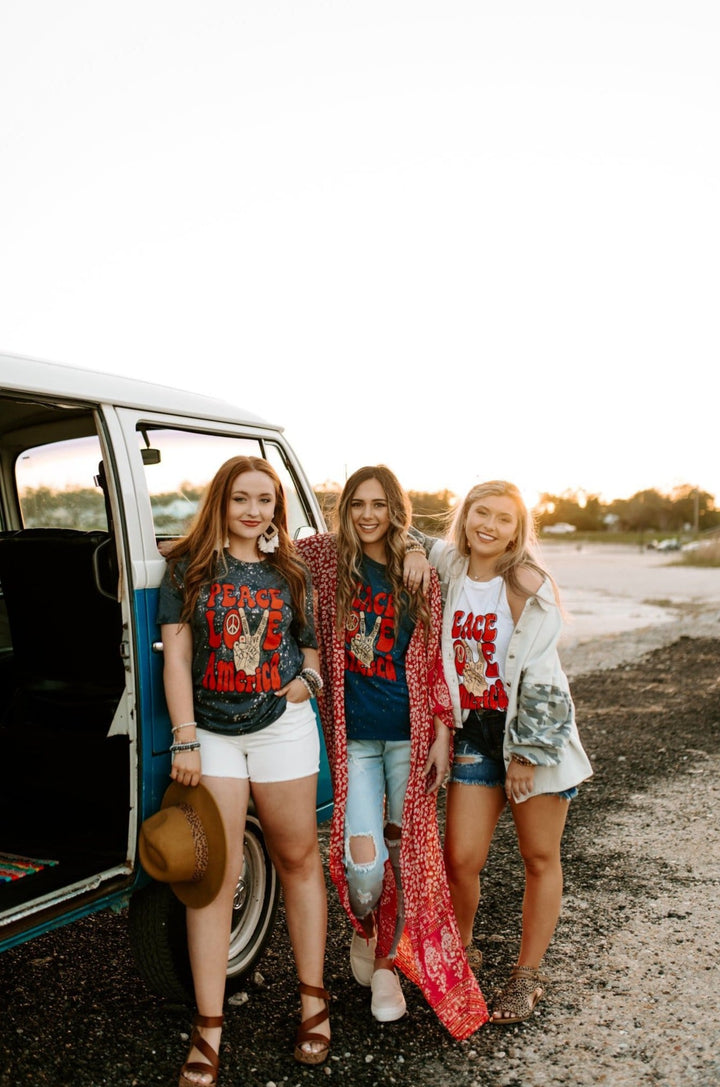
[
  {"x1": 129, "y1": 813, "x2": 280, "y2": 1002},
  {"x1": 128, "y1": 879, "x2": 192, "y2": 1003},
  {"x1": 226, "y1": 812, "x2": 280, "y2": 987}
]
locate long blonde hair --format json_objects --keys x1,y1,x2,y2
[
  {"x1": 165, "y1": 455, "x2": 310, "y2": 629},
  {"x1": 333, "y1": 465, "x2": 430, "y2": 635},
  {"x1": 448, "y1": 480, "x2": 553, "y2": 599}
]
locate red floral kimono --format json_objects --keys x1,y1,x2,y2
[{"x1": 297, "y1": 534, "x2": 488, "y2": 1039}]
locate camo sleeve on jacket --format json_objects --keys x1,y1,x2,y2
[{"x1": 507, "y1": 678, "x2": 573, "y2": 765}]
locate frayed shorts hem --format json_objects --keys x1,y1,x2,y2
[{"x1": 450, "y1": 737, "x2": 578, "y2": 799}]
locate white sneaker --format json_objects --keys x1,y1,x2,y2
[
  {"x1": 370, "y1": 968, "x2": 407, "y2": 1022},
  {"x1": 350, "y1": 931, "x2": 377, "y2": 987}
]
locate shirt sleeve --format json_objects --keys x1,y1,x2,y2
[
  {"x1": 295, "y1": 570, "x2": 318, "y2": 649},
  {"x1": 156, "y1": 562, "x2": 185, "y2": 625}
]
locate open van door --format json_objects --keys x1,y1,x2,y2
[
  {"x1": 0, "y1": 354, "x2": 332, "y2": 1000},
  {"x1": 0, "y1": 388, "x2": 135, "y2": 945}
]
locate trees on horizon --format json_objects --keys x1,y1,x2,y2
[
  {"x1": 316, "y1": 482, "x2": 719, "y2": 536},
  {"x1": 19, "y1": 481, "x2": 720, "y2": 537}
]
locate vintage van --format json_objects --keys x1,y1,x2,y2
[{"x1": 0, "y1": 352, "x2": 332, "y2": 1000}]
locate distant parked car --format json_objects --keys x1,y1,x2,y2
[
  {"x1": 543, "y1": 522, "x2": 577, "y2": 535},
  {"x1": 655, "y1": 538, "x2": 680, "y2": 551}
]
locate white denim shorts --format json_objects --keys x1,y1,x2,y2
[{"x1": 197, "y1": 699, "x2": 320, "y2": 783}]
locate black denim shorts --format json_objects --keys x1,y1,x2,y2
[{"x1": 460, "y1": 709, "x2": 507, "y2": 761}]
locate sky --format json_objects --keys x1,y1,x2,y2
[{"x1": 1, "y1": 1, "x2": 718, "y2": 508}]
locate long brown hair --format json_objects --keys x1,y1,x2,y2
[
  {"x1": 448, "y1": 480, "x2": 553, "y2": 599},
  {"x1": 165, "y1": 455, "x2": 310, "y2": 628},
  {"x1": 332, "y1": 465, "x2": 431, "y2": 635}
]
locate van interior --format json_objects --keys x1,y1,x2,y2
[{"x1": 0, "y1": 392, "x2": 131, "y2": 933}]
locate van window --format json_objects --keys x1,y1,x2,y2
[
  {"x1": 136, "y1": 427, "x2": 317, "y2": 541},
  {"x1": 16, "y1": 434, "x2": 108, "y2": 531}
]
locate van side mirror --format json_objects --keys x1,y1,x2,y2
[{"x1": 139, "y1": 427, "x2": 161, "y2": 465}]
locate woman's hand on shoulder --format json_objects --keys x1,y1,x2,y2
[{"x1": 403, "y1": 550, "x2": 431, "y2": 593}]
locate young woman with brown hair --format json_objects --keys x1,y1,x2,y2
[
  {"x1": 297, "y1": 466, "x2": 487, "y2": 1039},
  {"x1": 157, "y1": 455, "x2": 330, "y2": 1085}
]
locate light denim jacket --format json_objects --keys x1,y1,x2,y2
[{"x1": 427, "y1": 539, "x2": 593, "y2": 800}]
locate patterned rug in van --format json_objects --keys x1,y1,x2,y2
[{"x1": 0, "y1": 852, "x2": 59, "y2": 881}]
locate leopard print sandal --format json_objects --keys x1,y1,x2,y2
[{"x1": 490, "y1": 965, "x2": 546, "y2": 1025}]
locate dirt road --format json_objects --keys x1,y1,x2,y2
[{"x1": 543, "y1": 542, "x2": 720, "y2": 678}]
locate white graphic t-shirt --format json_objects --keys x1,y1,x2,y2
[{"x1": 452, "y1": 575, "x2": 514, "y2": 718}]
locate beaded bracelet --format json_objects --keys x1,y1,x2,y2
[
  {"x1": 511, "y1": 753, "x2": 534, "y2": 766},
  {"x1": 405, "y1": 541, "x2": 425, "y2": 554},
  {"x1": 300, "y1": 667, "x2": 323, "y2": 693},
  {"x1": 170, "y1": 741, "x2": 201, "y2": 753},
  {"x1": 171, "y1": 721, "x2": 197, "y2": 734},
  {"x1": 296, "y1": 674, "x2": 315, "y2": 698},
  {"x1": 293, "y1": 669, "x2": 320, "y2": 698}
]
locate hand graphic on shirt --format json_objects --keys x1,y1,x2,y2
[
  {"x1": 349, "y1": 612, "x2": 379, "y2": 669},
  {"x1": 455, "y1": 640, "x2": 488, "y2": 697},
  {"x1": 232, "y1": 609, "x2": 269, "y2": 674}
]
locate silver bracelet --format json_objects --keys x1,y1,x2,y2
[
  {"x1": 170, "y1": 741, "x2": 201, "y2": 753},
  {"x1": 171, "y1": 721, "x2": 197, "y2": 734}
]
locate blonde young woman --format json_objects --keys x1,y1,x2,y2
[
  {"x1": 297, "y1": 466, "x2": 487, "y2": 1040},
  {"x1": 157, "y1": 456, "x2": 330, "y2": 1086},
  {"x1": 416, "y1": 481, "x2": 592, "y2": 1024}
]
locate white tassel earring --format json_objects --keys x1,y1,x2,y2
[{"x1": 257, "y1": 523, "x2": 280, "y2": 554}]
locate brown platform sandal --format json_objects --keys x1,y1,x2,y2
[
  {"x1": 464, "y1": 944, "x2": 483, "y2": 970},
  {"x1": 294, "y1": 982, "x2": 330, "y2": 1065},
  {"x1": 178, "y1": 1013, "x2": 224, "y2": 1087},
  {"x1": 490, "y1": 965, "x2": 546, "y2": 1025}
]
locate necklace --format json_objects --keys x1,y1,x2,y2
[
  {"x1": 465, "y1": 573, "x2": 506, "y2": 616},
  {"x1": 467, "y1": 568, "x2": 498, "y2": 583}
]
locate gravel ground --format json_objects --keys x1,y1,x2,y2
[{"x1": 1, "y1": 606, "x2": 719, "y2": 1087}]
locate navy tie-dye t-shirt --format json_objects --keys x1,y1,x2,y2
[
  {"x1": 157, "y1": 552, "x2": 317, "y2": 735},
  {"x1": 344, "y1": 555, "x2": 413, "y2": 741}
]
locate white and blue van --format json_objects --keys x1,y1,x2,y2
[{"x1": 0, "y1": 352, "x2": 332, "y2": 1000}]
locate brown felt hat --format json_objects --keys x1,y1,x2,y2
[{"x1": 138, "y1": 782, "x2": 226, "y2": 908}]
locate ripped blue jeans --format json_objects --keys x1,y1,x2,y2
[{"x1": 344, "y1": 739, "x2": 411, "y2": 958}]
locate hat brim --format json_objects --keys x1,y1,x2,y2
[{"x1": 159, "y1": 781, "x2": 227, "y2": 908}]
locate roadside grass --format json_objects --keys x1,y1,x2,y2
[{"x1": 674, "y1": 539, "x2": 720, "y2": 567}]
